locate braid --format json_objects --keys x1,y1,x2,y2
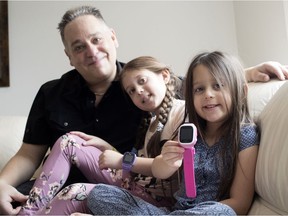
[
  {"x1": 158, "y1": 77, "x2": 176, "y2": 125},
  {"x1": 134, "y1": 112, "x2": 152, "y2": 151},
  {"x1": 120, "y1": 56, "x2": 182, "y2": 199},
  {"x1": 119, "y1": 56, "x2": 179, "y2": 156},
  {"x1": 146, "y1": 75, "x2": 177, "y2": 157},
  {"x1": 150, "y1": 75, "x2": 180, "y2": 198}
]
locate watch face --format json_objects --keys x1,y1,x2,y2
[
  {"x1": 123, "y1": 152, "x2": 135, "y2": 163},
  {"x1": 179, "y1": 125, "x2": 194, "y2": 143}
]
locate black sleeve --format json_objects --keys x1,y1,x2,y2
[{"x1": 23, "y1": 80, "x2": 57, "y2": 147}]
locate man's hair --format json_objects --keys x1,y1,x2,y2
[{"x1": 57, "y1": 5, "x2": 105, "y2": 43}]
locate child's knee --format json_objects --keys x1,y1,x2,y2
[
  {"x1": 55, "y1": 133, "x2": 84, "y2": 150},
  {"x1": 57, "y1": 183, "x2": 89, "y2": 200},
  {"x1": 87, "y1": 184, "x2": 111, "y2": 202}
]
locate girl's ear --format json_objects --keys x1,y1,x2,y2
[{"x1": 162, "y1": 68, "x2": 171, "y2": 84}]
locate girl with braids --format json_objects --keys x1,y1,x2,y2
[
  {"x1": 18, "y1": 56, "x2": 185, "y2": 215},
  {"x1": 117, "y1": 55, "x2": 185, "y2": 201},
  {"x1": 86, "y1": 51, "x2": 259, "y2": 215}
]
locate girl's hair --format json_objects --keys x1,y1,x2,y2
[
  {"x1": 184, "y1": 51, "x2": 253, "y2": 199},
  {"x1": 120, "y1": 56, "x2": 182, "y2": 157},
  {"x1": 57, "y1": 6, "x2": 106, "y2": 44}
]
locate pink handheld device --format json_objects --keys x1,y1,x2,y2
[{"x1": 178, "y1": 123, "x2": 197, "y2": 198}]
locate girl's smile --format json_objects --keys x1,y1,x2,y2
[{"x1": 193, "y1": 64, "x2": 231, "y2": 125}]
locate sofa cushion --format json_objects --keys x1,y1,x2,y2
[
  {"x1": 0, "y1": 116, "x2": 27, "y2": 171},
  {"x1": 253, "y1": 81, "x2": 288, "y2": 214},
  {"x1": 248, "y1": 79, "x2": 286, "y2": 121}
]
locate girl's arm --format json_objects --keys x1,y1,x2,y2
[
  {"x1": 98, "y1": 150, "x2": 154, "y2": 177},
  {"x1": 152, "y1": 140, "x2": 184, "y2": 179},
  {"x1": 131, "y1": 157, "x2": 154, "y2": 176},
  {"x1": 70, "y1": 131, "x2": 154, "y2": 176},
  {"x1": 220, "y1": 145, "x2": 259, "y2": 215}
]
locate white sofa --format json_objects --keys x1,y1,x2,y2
[{"x1": 0, "y1": 79, "x2": 287, "y2": 215}]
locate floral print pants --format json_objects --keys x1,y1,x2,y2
[
  {"x1": 17, "y1": 133, "x2": 130, "y2": 215},
  {"x1": 18, "y1": 133, "x2": 172, "y2": 215}
]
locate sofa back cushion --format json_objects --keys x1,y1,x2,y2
[
  {"x1": 0, "y1": 116, "x2": 27, "y2": 171},
  {"x1": 248, "y1": 79, "x2": 286, "y2": 120},
  {"x1": 255, "y1": 81, "x2": 288, "y2": 214}
]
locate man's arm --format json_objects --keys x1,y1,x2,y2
[
  {"x1": 245, "y1": 61, "x2": 288, "y2": 82},
  {"x1": 0, "y1": 143, "x2": 48, "y2": 214}
]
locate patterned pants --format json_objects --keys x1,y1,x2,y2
[
  {"x1": 18, "y1": 134, "x2": 171, "y2": 215},
  {"x1": 87, "y1": 184, "x2": 237, "y2": 215}
]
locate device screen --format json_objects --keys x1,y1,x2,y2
[
  {"x1": 123, "y1": 153, "x2": 135, "y2": 163},
  {"x1": 179, "y1": 125, "x2": 194, "y2": 143}
]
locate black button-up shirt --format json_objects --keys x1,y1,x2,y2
[{"x1": 23, "y1": 61, "x2": 142, "y2": 154}]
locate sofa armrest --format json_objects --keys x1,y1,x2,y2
[
  {"x1": 0, "y1": 116, "x2": 27, "y2": 171},
  {"x1": 248, "y1": 80, "x2": 288, "y2": 215},
  {"x1": 248, "y1": 79, "x2": 286, "y2": 121}
]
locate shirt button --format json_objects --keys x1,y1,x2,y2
[
  {"x1": 95, "y1": 119, "x2": 99, "y2": 122},
  {"x1": 64, "y1": 122, "x2": 68, "y2": 126},
  {"x1": 90, "y1": 100, "x2": 94, "y2": 104}
]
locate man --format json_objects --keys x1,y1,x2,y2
[{"x1": 0, "y1": 5, "x2": 287, "y2": 215}]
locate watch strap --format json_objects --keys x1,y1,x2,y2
[{"x1": 183, "y1": 147, "x2": 196, "y2": 198}]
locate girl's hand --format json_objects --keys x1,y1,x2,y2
[
  {"x1": 161, "y1": 140, "x2": 185, "y2": 168},
  {"x1": 98, "y1": 150, "x2": 123, "y2": 170},
  {"x1": 152, "y1": 140, "x2": 184, "y2": 179},
  {"x1": 69, "y1": 131, "x2": 114, "y2": 152}
]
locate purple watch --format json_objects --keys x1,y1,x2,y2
[{"x1": 122, "y1": 152, "x2": 136, "y2": 171}]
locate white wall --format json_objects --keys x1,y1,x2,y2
[
  {"x1": 1, "y1": 1, "x2": 287, "y2": 116},
  {"x1": 234, "y1": 1, "x2": 288, "y2": 66}
]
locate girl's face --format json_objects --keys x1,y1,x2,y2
[
  {"x1": 192, "y1": 65, "x2": 231, "y2": 127},
  {"x1": 122, "y1": 69, "x2": 169, "y2": 113}
]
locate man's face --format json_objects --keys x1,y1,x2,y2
[{"x1": 63, "y1": 15, "x2": 119, "y2": 85}]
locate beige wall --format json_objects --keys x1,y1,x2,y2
[
  {"x1": 0, "y1": 1, "x2": 287, "y2": 116},
  {"x1": 235, "y1": 1, "x2": 288, "y2": 66}
]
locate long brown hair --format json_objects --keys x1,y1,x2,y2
[
  {"x1": 184, "y1": 51, "x2": 253, "y2": 199},
  {"x1": 120, "y1": 56, "x2": 182, "y2": 157}
]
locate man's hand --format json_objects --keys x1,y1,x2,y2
[
  {"x1": 0, "y1": 183, "x2": 28, "y2": 215},
  {"x1": 246, "y1": 61, "x2": 288, "y2": 82},
  {"x1": 69, "y1": 131, "x2": 113, "y2": 152}
]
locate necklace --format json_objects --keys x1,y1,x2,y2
[{"x1": 94, "y1": 92, "x2": 105, "y2": 96}]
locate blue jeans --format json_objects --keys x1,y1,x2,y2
[{"x1": 87, "y1": 184, "x2": 236, "y2": 215}]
